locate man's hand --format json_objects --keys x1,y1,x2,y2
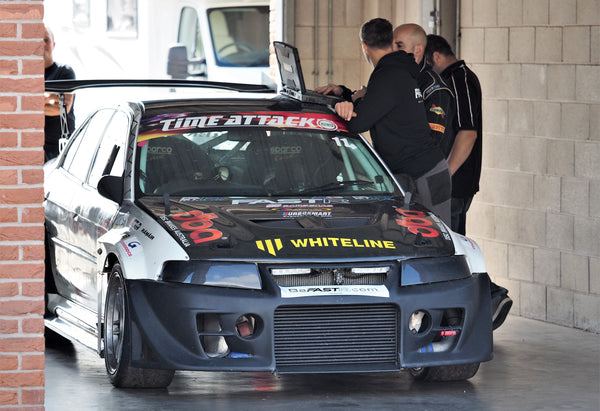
[
  {"x1": 335, "y1": 101, "x2": 356, "y2": 121},
  {"x1": 352, "y1": 86, "x2": 366, "y2": 101},
  {"x1": 314, "y1": 83, "x2": 343, "y2": 96}
]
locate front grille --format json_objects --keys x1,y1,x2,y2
[
  {"x1": 271, "y1": 267, "x2": 388, "y2": 287},
  {"x1": 274, "y1": 304, "x2": 398, "y2": 368}
]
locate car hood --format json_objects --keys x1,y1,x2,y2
[{"x1": 138, "y1": 196, "x2": 455, "y2": 260}]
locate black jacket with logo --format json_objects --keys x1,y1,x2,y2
[{"x1": 347, "y1": 50, "x2": 443, "y2": 179}]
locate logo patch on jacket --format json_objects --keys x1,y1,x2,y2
[
  {"x1": 415, "y1": 88, "x2": 423, "y2": 102},
  {"x1": 429, "y1": 104, "x2": 445, "y2": 118}
]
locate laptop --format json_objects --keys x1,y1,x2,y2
[{"x1": 273, "y1": 41, "x2": 342, "y2": 106}]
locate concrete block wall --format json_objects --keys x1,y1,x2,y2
[
  {"x1": 462, "y1": 0, "x2": 600, "y2": 332},
  {"x1": 280, "y1": 0, "x2": 599, "y2": 332}
]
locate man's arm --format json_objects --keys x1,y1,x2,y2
[
  {"x1": 447, "y1": 129, "x2": 477, "y2": 175},
  {"x1": 44, "y1": 93, "x2": 74, "y2": 116}
]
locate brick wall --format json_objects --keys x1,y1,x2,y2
[
  {"x1": 461, "y1": 0, "x2": 600, "y2": 332},
  {"x1": 0, "y1": 1, "x2": 46, "y2": 409}
]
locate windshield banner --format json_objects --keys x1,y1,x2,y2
[{"x1": 138, "y1": 111, "x2": 349, "y2": 141}]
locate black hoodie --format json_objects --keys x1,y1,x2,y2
[{"x1": 347, "y1": 50, "x2": 443, "y2": 178}]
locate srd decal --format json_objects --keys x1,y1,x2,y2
[
  {"x1": 172, "y1": 210, "x2": 223, "y2": 244},
  {"x1": 394, "y1": 208, "x2": 440, "y2": 238}
]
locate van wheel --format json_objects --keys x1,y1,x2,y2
[
  {"x1": 409, "y1": 363, "x2": 480, "y2": 381},
  {"x1": 104, "y1": 264, "x2": 175, "y2": 388}
]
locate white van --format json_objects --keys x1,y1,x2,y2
[{"x1": 44, "y1": 0, "x2": 278, "y2": 85}]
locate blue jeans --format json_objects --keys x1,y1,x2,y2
[{"x1": 450, "y1": 196, "x2": 473, "y2": 235}]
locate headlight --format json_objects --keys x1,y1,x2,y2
[
  {"x1": 161, "y1": 261, "x2": 262, "y2": 290},
  {"x1": 401, "y1": 255, "x2": 471, "y2": 286}
]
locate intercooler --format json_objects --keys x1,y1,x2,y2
[{"x1": 274, "y1": 304, "x2": 399, "y2": 370}]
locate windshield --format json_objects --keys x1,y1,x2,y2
[
  {"x1": 136, "y1": 126, "x2": 396, "y2": 198},
  {"x1": 207, "y1": 6, "x2": 269, "y2": 67}
]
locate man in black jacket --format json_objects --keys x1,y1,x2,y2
[
  {"x1": 393, "y1": 24, "x2": 455, "y2": 156},
  {"x1": 320, "y1": 18, "x2": 451, "y2": 224}
]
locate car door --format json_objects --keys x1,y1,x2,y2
[{"x1": 45, "y1": 108, "x2": 116, "y2": 310}]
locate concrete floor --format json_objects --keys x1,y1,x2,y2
[{"x1": 45, "y1": 315, "x2": 599, "y2": 410}]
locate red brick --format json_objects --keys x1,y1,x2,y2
[
  {"x1": 0, "y1": 22, "x2": 17, "y2": 37},
  {"x1": 0, "y1": 300, "x2": 44, "y2": 316},
  {"x1": 0, "y1": 114, "x2": 44, "y2": 130},
  {"x1": 21, "y1": 354, "x2": 44, "y2": 371},
  {"x1": 0, "y1": 283, "x2": 19, "y2": 298},
  {"x1": 0, "y1": 262, "x2": 44, "y2": 279},
  {"x1": 0, "y1": 245, "x2": 19, "y2": 260},
  {"x1": 21, "y1": 168, "x2": 44, "y2": 185},
  {"x1": 21, "y1": 131, "x2": 44, "y2": 148},
  {"x1": 0, "y1": 390, "x2": 18, "y2": 405},
  {"x1": 0, "y1": 354, "x2": 18, "y2": 370},
  {"x1": 22, "y1": 58, "x2": 43, "y2": 75},
  {"x1": 0, "y1": 59, "x2": 18, "y2": 75},
  {"x1": 0, "y1": 319, "x2": 19, "y2": 334},
  {"x1": 0, "y1": 4, "x2": 44, "y2": 21},
  {"x1": 0, "y1": 132, "x2": 18, "y2": 147},
  {"x1": 0, "y1": 150, "x2": 44, "y2": 166},
  {"x1": 21, "y1": 23, "x2": 44, "y2": 39},
  {"x1": 0, "y1": 337, "x2": 44, "y2": 354},
  {"x1": 0, "y1": 40, "x2": 44, "y2": 57},
  {"x1": 21, "y1": 207, "x2": 44, "y2": 224},
  {"x1": 0, "y1": 187, "x2": 44, "y2": 204},
  {"x1": 0, "y1": 227, "x2": 44, "y2": 243},
  {"x1": 0, "y1": 78, "x2": 44, "y2": 94},
  {"x1": 22, "y1": 317, "x2": 44, "y2": 334},
  {"x1": 0, "y1": 96, "x2": 18, "y2": 111},
  {"x1": 0, "y1": 371, "x2": 44, "y2": 388},
  {"x1": 22, "y1": 281, "x2": 44, "y2": 297},
  {"x1": 21, "y1": 95, "x2": 43, "y2": 111},
  {"x1": 0, "y1": 207, "x2": 18, "y2": 223},
  {"x1": 0, "y1": 169, "x2": 18, "y2": 185},
  {"x1": 22, "y1": 388, "x2": 45, "y2": 405}
]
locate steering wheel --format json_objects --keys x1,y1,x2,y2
[{"x1": 218, "y1": 42, "x2": 255, "y2": 55}]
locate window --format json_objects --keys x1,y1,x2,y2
[
  {"x1": 62, "y1": 109, "x2": 114, "y2": 182},
  {"x1": 178, "y1": 7, "x2": 204, "y2": 61},
  {"x1": 207, "y1": 6, "x2": 269, "y2": 67},
  {"x1": 88, "y1": 110, "x2": 129, "y2": 188}
]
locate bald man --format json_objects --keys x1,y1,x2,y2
[{"x1": 393, "y1": 24, "x2": 455, "y2": 157}]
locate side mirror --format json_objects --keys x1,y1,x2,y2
[
  {"x1": 98, "y1": 175, "x2": 124, "y2": 204},
  {"x1": 167, "y1": 43, "x2": 207, "y2": 79}
]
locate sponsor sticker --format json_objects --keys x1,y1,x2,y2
[
  {"x1": 256, "y1": 237, "x2": 396, "y2": 256},
  {"x1": 280, "y1": 285, "x2": 389, "y2": 298}
]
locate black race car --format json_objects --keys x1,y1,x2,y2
[{"x1": 44, "y1": 78, "x2": 492, "y2": 388}]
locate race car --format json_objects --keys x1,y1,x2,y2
[{"x1": 44, "y1": 78, "x2": 493, "y2": 389}]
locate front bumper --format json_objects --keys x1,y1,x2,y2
[{"x1": 125, "y1": 273, "x2": 493, "y2": 373}]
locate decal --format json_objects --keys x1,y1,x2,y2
[
  {"x1": 281, "y1": 285, "x2": 389, "y2": 298},
  {"x1": 256, "y1": 239, "x2": 283, "y2": 256},
  {"x1": 266, "y1": 203, "x2": 334, "y2": 218},
  {"x1": 130, "y1": 218, "x2": 142, "y2": 230},
  {"x1": 127, "y1": 241, "x2": 141, "y2": 249},
  {"x1": 256, "y1": 237, "x2": 395, "y2": 256},
  {"x1": 120, "y1": 241, "x2": 132, "y2": 257},
  {"x1": 147, "y1": 146, "x2": 173, "y2": 155},
  {"x1": 138, "y1": 112, "x2": 349, "y2": 141},
  {"x1": 429, "y1": 214, "x2": 451, "y2": 240},
  {"x1": 394, "y1": 208, "x2": 440, "y2": 238},
  {"x1": 114, "y1": 215, "x2": 128, "y2": 229},
  {"x1": 270, "y1": 145, "x2": 302, "y2": 155},
  {"x1": 160, "y1": 216, "x2": 191, "y2": 247},
  {"x1": 282, "y1": 210, "x2": 331, "y2": 217},
  {"x1": 141, "y1": 228, "x2": 154, "y2": 240},
  {"x1": 332, "y1": 136, "x2": 357, "y2": 149},
  {"x1": 171, "y1": 210, "x2": 223, "y2": 244},
  {"x1": 179, "y1": 197, "x2": 224, "y2": 202},
  {"x1": 429, "y1": 104, "x2": 446, "y2": 118},
  {"x1": 232, "y1": 197, "x2": 349, "y2": 205}
]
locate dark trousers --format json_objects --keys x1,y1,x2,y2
[{"x1": 450, "y1": 196, "x2": 473, "y2": 235}]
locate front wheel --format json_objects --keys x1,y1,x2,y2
[
  {"x1": 409, "y1": 363, "x2": 480, "y2": 382},
  {"x1": 104, "y1": 264, "x2": 175, "y2": 388}
]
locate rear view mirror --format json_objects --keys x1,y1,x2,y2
[{"x1": 98, "y1": 175, "x2": 124, "y2": 204}]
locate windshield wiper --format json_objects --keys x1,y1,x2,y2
[{"x1": 299, "y1": 180, "x2": 374, "y2": 195}]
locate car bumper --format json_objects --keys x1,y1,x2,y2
[{"x1": 125, "y1": 273, "x2": 493, "y2": 373}]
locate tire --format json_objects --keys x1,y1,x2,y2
[
  {"x1": 104, "y1": 264, "x2": 175, "y2": 388},
  {"x1": 409, "y1": 363, "x2": 480, "y2": 382}
]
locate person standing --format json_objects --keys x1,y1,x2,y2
[
  {"x1": 393, "y1": 24, "x2": 455, "y2": 156},
  {"x1": 44, "y1": 26, "x2": 76, "y2": 161},
  {"x1": 425, "y1": 34, "x2": 512, "y2": 330},
  {"x1": 320, "y1": 18, "x2": 451, "y2": 225}
]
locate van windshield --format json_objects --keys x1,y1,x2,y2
[{"x1": 207, "y1": 6, "x2": 270, "y2": 67}]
